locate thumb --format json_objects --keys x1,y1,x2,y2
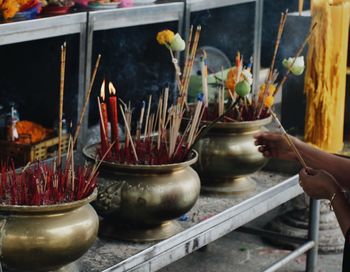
[
  {"x1": 299, "y1": 167, "x2": 317, "y2": 178},
  {"x1": 304, "y1": 167, "x2": 317, "y2": 176}
]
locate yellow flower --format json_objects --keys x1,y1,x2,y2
[
  {"x1": 2, "y1": 0, "x2": 19, "y2": 20},
  {"x1": 156, "y1": 30, "x2": 175, "y2": 45},
  {"x1": 258, "y1": 83, "x2": 276, "y2": 100},
  {"x1": 264, "y1": 95, "x2": 275, "y2": 108}
]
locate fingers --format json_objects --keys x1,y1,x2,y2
[
  {"x1": 258, "y1": 146, "x2": 272, "y2": 157},
  {"x1": 253, "y1": 131, "x2": 284, "y2": 142}
]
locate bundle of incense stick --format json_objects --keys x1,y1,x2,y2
[
  {"x1": 180, "y1": 25, "x2": 201, "y2": 105},
  {"x1": 0, "y1": 160, "x2": 97, "y2": 205},
  {"x1": 197, "y1": 11, "x2": 316, "y2": 123},
  {"x1": 93, "y1": 26, "x2": 203, "y2": 165},
  {"x1": 0, "y1": 49, "x2": 104, "y2": 206},
  {"x1": 96, "y1": 83, "x2": 205, "y2": 165}
]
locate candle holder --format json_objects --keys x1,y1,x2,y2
[
  {"x1": 83, "y1": 143, "x2": 200, "y2": 242},
  {"x1": 0, "y1": 190, "x2": 98, "y2": 272},
  {"x1": 194, "y1": 116, "x2": 272, "y2": 195}
]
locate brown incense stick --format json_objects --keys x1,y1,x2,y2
[
  {"x1": 72, "y1": 54, "x2": 101, "y2": 148},
  {"x1": 119, "y1": 105, "x2": 139, "y2": 162},
  {"x1": 270, "y1": 110, "x2": 308, "y2": 169},
  {"x1": 182, "y1": 25, "x2": 194, "y2": 87},
  {"x1": 143, "y1": 95, "x2": 152, "y2": 138},
  {"x1": 182, "y1": 26, "x2": 201, "y2": 101},
  {"x1": 274, "y1": 22, "x2": 317, "y2": 96},
  {"x1": 58, "y1": 42, "x2": 66, "y2": 166},
  {"x1": 269, "y1": 11, "x2": 288, "y2": 79},
  {"x1": 85, "y1": 137, "x2": 118, "y2": 194},
  {"x1": 189, "y1": 97, "x2": 242, "y2": 151},
  {"x1": 298, "y1": 0, "x2": 304, "y2": 15},
  {"x1": 257, "y1": 11, "x2": 288, "y2": 118}
]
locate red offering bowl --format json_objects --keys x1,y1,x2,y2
[{"x1": 42, "y1": 5, "x2": 70, "y2": 15}]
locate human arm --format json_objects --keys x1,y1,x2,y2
[
  {"x1": 254, "y1": 131, "x2": 350, "y2": 191},
  {"x1": 299, "y1": 168, "x2": 350, "y2": 236}
]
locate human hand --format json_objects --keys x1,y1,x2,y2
[
  {"x1": 299, "y1": 168, "x2": 341, "y2": 200},
  {"x1": 254, "y1": 131, "x2": 299, "y2": 161}
]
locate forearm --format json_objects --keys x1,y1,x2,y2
[
  {"x1": 330, "y1": 191, "x2": 350, "y2": 236},
  {"x1": 295, "y1": 140, "x2": 350, "y2": 190}
]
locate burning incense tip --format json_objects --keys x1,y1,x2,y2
[
  {"x1": 109, "y1": 82, "x2": 116, "y2": 95},
  {"x1": 100, "y1": 79, "x2": 106, "y2": 101}
]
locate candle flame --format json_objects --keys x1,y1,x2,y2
[
  {"x1": 109, "y1": 82, "x2": 116, "y2": 95},
  {"x1": 100, "y1": 80, "x2": 106, "y2": 101}
]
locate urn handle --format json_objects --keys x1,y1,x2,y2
[
  {"x1": 0, "y1": 217, "x2": 7, "y2": 272},
  {"x1": 94, "y1": 181, "x2": 125, "y2": 216}
]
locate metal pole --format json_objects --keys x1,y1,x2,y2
[
  {"x1": 263, "y1": 241, "x2": 315, "y2": 272},
  {"x1": 77, "y1": 12, "x2": 95, "y2": 151},
  {"x1": 77, "y1": 12, "x2": 89, "y2": 152},
  {"x1": 183, "y1": 0, "x2": 191, "y2": 47},
  {"x1": 252, "y1": 0, "x2": 263, "y2": 94},
  {"x1": 175, "y1": 3, "x2": 185, "y2": 100},
  {"x1": 306, "y1": 198, "x2": 320, "y2": 272},
  {"x1": 238, "y1": 226, "x2": 308, "y2": 244}
]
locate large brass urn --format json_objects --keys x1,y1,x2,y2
[
  {"x1": 195, "y1": 116, "x2": 271, "y2": 194},
  {"x1": 0, "y1": 191, "x2": 98, "y2": 272},
  {"x1": 83, "y1": 144, "x2": 200, "y2": 242}
]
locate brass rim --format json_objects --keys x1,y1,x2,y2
[
  {"x1": 0, "y1": 189, "x2": 97, "y2": 213},
  {"x1": 201, "y1": 115, "x2": 272, "y2": 129},
  {"x1": 83, "y1": 143, "x2": 198, "y2": 173}
]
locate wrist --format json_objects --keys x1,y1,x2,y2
[
  {"x1": 329, "y1": 192, "x2": 337, "y2": 211},
  {"x1": 328, "y1": 188, "x2": 341, "y2": 201}
]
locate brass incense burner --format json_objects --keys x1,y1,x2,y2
[
  {"x1": 0, "y1": 190, "x2": 98, "y2": 272},
  {"x1": 195, "y1": 116, "x2": 272, "y2": 194},
  {"x1": 83, "y1": 144, "x2": 200, "y2": 242}
]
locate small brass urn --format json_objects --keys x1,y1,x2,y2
[
  {"x1": 195, "y1": 116, "x2": 271, "y2": 194},
  {"x1": 84, "y1": 144, "x2": 200, "y2": 242}
]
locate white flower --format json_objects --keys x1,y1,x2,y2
[
  {"x1": 282, "y1": 56, "x2": 305, "y2": 76},
  {"x1": 170, "y1": 33, "x2": 186, "y2": 52},
  {"x1": 241, "y1": 69, "x2": 253, "y2": 85}
]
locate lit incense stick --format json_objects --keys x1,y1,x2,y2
[{"x1": 270, "y1": 110, "x2": 308, "y2": 169}]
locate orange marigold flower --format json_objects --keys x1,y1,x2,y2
[
  {"x1": 258, "y1": 83, "x2": 276, "y2": 100},
  {"x1": 226, "y1": 67, "x2": 238, "y2": 82},
  {"x1": 156, "y1": 30, "x2": 175, "y2": 45},
  {"x1": 2, "y1": 0, "x2": 19, "y2": 20},
  {"x1": 226, "y1": 67, "x2": 238, "y2": 90},
  {"x1": 264, "y1": 95, "x2": 275, "y2": 108},
  {"x1": 225, "y1": 77, "x2": 235, "y2": 91}
]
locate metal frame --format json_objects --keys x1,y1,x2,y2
[
  {"x1": 0, "y1": 13, "x2": 86, "y2": 45},
  {"x1": 0, "y1": 13, "x2": 88, "y2": 150},
  {"x1": 0, "y1": 4, "x2": 320, "y2": 271},
  {"x1": 186, "y1": 0, "x2": 256, "y2": 12},
  {"x1": 101, "y1": 175, "x2": 319, "y2": 272}
]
